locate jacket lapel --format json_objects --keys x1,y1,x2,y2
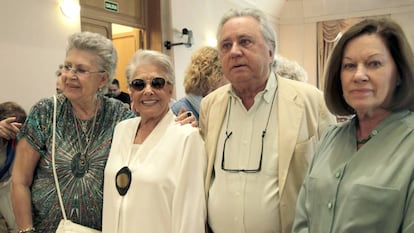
[
  {"x1": 204, "y1": 86, "x2": 230, "y2": 194},
  {"x1": 277, "y1": 78, "x2": 303, "y2": 195}
]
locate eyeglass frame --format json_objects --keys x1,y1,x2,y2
[
  {"x1": 220, "y1": 86, "x2": 276, "y2": 173},
  {"x1": 221, "y1": 130, "x2": 266, "y2": 173},
  {"x1": 61, "y1": 64, "x2": 106, "y2": 76},
  {"x1": 129, "y1": 77, "x2": 172, "y2": 91}
]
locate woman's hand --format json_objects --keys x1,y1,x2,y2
[
  {"x1": 175, "y1": 107, "x2": 198, "y2": 128},
  {"x1": 0, "y1": 117, "x2": 22, "y2": 140}
]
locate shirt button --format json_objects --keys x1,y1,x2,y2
[
  {"x1": 372, "y1": 130, "x2": 378, "y2": 136},
  {"x1": 328, "y1": 202, "x2": 333, "y2": 209},
  {"x1": 335, "y1": 172, "x2": 341, "y2": 178}
]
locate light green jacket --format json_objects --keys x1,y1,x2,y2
[{"x1": 293, "y1": 110, "x2": 414, "y2": 233}]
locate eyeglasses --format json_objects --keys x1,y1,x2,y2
[
  {"x1": 221, "y1": 130, "x2": 265, "y2": 173},
  {"x1": 61, "y1": 64, "x2": 105, "y2": 77},
  {"x1": 115, "y1": 166, "x2": 131, "y2": 196},
  {"x1": 220, "y1": 89, "x2": 276, "y2": 173},
  {"x1": 130, "y1": 77, "x2": 171, "y2": 91}
]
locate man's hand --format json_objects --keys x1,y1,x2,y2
[
  {"x1": 175, "y1": 107, "x2": 198, "y2": 128},
  {"x1": 0, "y1": 117, "x2": 22, "y2": 140}
]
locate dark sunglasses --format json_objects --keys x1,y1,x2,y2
[
  {"x1": 130, "y1": 77, "x2": 170, "y2": 91},
  {"x1": 115, "y1": 166, "x2": 131, "y2": 196}
]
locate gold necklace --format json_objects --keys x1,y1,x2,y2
[
  {"x1": 72, "y1": 99, "x2": 99, "y2": 177},
  {"x1": 75, "y1": 117, "x2": 94, "y2": 143}
]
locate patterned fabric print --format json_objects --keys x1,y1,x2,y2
[{"x1": 18, "y1": 94, "x2": 135, "y2": 232}]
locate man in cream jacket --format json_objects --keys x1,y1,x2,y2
[{"x1": 199, "y1": 8, "x2": 336, "y2": 233}]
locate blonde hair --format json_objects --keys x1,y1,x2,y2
[{"x1": 183, "y1": 46, "x2": 224, "y2": 96}]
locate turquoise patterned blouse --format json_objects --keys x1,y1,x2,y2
[{"x1": 17, "y1": 94, "x2": 135, "y2": 232}]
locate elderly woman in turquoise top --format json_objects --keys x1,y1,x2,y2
[
  {"x1": 292, "y1": 18, "x2": 414, "y2": 233},
  {"x1": 11, "y1": 32, "x2": 135, "y2": 232}
]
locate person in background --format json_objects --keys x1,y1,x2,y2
[
  {"x1": 171, "y1": 46, "x2": 227, "y2": 120},
  {"x1": 55, "y1": 64, "x2": 64, "y2": 94},
  {"x1": 292, "y1": 18, "x2": 414, "y2": 233},
  {"x1": 0, "y1": 101, "x2": 26, "y2": 233},
  {"x1": 103, "y1": 49, "x2": 206, "y2": 233},
  {"x1": 274, "y1": 55, "x2": 308, "y2": 82},
  {"x1": 199, "y1": 8, "x2": 336, "y2": 233},
  {"x1": 106, "y1": 78, "x2": 131, "y2": 108},
  {"x1": 11, "y1": 31, "x2": 136, "y2": 233}
]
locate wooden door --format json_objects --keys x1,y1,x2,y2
[
  {"x1": 81, "y1": 17, "x2": 112, "y2": 38},
  {"x1": 80, "y1": 0, "x2": 147, "y2": 28},
  {"x1": 113, "y1": 29, "x2": 144, "y2": 92}
]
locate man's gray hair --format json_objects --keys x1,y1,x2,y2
[{"x1": 216, "y1": 8, "x2": 277, "y2": 55}]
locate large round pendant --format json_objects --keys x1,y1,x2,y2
[
  {"x1": 115, "y1": 166, "x2": 132, "y2": 196},
  {"x1": 71, "y1": 153, "x2": 89, "y2": 178}
]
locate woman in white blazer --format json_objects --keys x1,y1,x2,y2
[{"x1": 102, "y1": 50, "x2": 206, "y2": 233}]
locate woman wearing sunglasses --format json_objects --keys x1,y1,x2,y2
[{"x1": 102, "y1": 49, "x2": 207, "y2": 233}]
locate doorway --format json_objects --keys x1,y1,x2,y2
[
  {"x1": 112, "y1": 24, "x2": 145, "y2": 92},
  {"x1": 79, "y1": 0, "x2": 159, "y2": 94},
  {"x1": 81, "y1": 18, "x2": 144, "y2": 93}
]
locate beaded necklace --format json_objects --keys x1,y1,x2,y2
[{"x1": 71, "y1": 99, "x2": 99, "y2": 177}]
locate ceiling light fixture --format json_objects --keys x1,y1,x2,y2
[{"x1": 60, "y1": 0, "x2": 80, "y2": 20}]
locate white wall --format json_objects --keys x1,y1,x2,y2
[
  {"x1": 169, "y1": 0, "x2": 285, "y2": 99},
  {"x1": 169, "y1": 0, "x2": 238, "y2": 100},
  {"x1": 2, "y1": 0, "x2": 414, "y2": 111},
  {"x1": 0, "y1": 0, "x2": 80, "y2": 112},
  {"x1": 278, "y1": 0, "x2": 414, "y2": 87},
  {"x1": 168, "y1": 0, "x2": 414, "y2": 95},
  {"x1": 392, "y1": 11, "x2": 414, "y2": 49}
]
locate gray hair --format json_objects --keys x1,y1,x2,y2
[
  {"x1": 274, "y1": 55, "x2": 308, "y2": 82},
  {"x1": 125, "y1": 49, "x2": 175, "y2": 85},
  {"x1": 216, "y1": 8, "x2": 277, "y2": 57},
  {"x1": 66, "y1": 31, "x2": 117, "y2": 82}
]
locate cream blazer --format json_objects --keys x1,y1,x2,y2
[
  {"x1": 103, "y1": 111, "x2": 207, "y2": 233},
  {"x1": 199, "y1": 76, "x2": 336, "y2": 233}
]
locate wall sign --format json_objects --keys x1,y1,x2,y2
[{"x1": 104, "y1": 0, "x2": 119, "y2": 13}]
